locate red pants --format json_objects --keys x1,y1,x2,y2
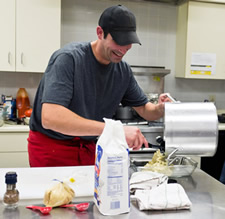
[{"x1": 27, "y1": 130, "x2": 96, "y2": 167}]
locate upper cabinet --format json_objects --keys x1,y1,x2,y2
[
  {"x1": 175, "y1": 1, "x2": 225, "y2": 79},
  {"x1": 0, "y1": 0, "x2": 15, "y2": 72},
  {"x1": 0, "y1": 0, "x2": 61, "y2": 73}
]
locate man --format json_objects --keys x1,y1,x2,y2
[{"x1": 28, "y1": 5, "x2": 169, "y2": 167}]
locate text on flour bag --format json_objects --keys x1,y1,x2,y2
[{"x1": 94, "y1": 118, "x2": 130, "y2": 215}]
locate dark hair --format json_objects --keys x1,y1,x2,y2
[{"x1": 102, "y1": 28, "x2": 109, "y2": 39}]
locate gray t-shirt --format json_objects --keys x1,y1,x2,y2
[{"x1": 30, "y1": 42, "x2": 148, "y2": 140}]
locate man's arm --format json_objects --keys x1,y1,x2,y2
[
  {"x1": 41, "y1": 103, "x2": 104, "y2": 136},
  {"x1": 133, "y1": 93, "x2": 170, "y2": 121},
  {"x1": 42, "y1": 103, "x2": 147, "y2": 150}
]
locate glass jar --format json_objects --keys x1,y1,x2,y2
[{"x1": 3, "y1": 172, "x2": 19, "y2": 209}]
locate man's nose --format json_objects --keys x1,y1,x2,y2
[{"x1": 119, "y1": 44, "x2": 132, "y2": 54}]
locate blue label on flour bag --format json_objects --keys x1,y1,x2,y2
[{"x1": 94, "y1": 145, "x2": 103, "y2": 206}]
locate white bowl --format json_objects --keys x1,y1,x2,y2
[{"x1": 24, "y1": 117, "x2": 30, "y2": 125}]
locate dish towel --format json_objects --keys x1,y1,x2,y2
[
  {"x1": 133, "y1": 183, "x2": 192, "y2": 210},
  {"x1": 130, "y1": 171, "x2": 168, "y2": 194}
]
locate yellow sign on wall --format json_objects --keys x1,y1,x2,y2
[
  {"x1": 190, "y1": 53, "x2": 216, "y2": 76},
  {"x1": 190, "y1": 70, "x2": 211, "y2": 75}
]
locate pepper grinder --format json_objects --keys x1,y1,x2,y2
[{"x1": 3, "y1": 172, "x2": 19, "y2": 209}]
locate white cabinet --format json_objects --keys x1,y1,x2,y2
[
  {"x1": 0, "y1": 0, "x2": 61, "y2": 73},
  {"x1": 175, "y1": 1, "x2": 225, "y2": 79},
  {"x1": 0, "y1": 125, "x2": 30, "y2": 168},
  {"x1": 0, "y1": 0, "x2": 15, "y2": 71},
  {"x1": 0, "y1": 131, "x2": 29, "y2": 168}
]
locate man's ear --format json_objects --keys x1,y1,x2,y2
[{"x1": 96, "y1": 26, "x2": 104, "y2": 40}]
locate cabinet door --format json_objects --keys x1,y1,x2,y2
[
  {"x1": 186, "y1": 2, "x2": 225, "y2": 79},
  {"x1": 176, "y1": 2, "x2": 225, "y2": 79},
  {"x1": 0, "y1": 132, "x2": 29, "y2": 168},
  {"x1": 0, "y1": 0, "x2": 16, "y2": 71},
  {"x1": 16, "y1": 0, "x2": 61, "y2": 73}
]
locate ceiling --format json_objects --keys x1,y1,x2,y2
[{"x1": 128, "y1": 0, "x2": 187, "y2": 5}]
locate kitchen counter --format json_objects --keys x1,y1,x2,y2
[
  {"x1": 0, "y1": 167, "x2": 225, "y2": 218},
  {"x1": 0, "y1": 124, "x2": 29, "y2": 132}
]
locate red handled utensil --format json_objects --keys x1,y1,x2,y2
[
  {"x1": 26, "y1": 205, "x2": 52, "y2": 214},
  {"x1": 60, "y1": 203, "x2": 90, "y2": 211}
]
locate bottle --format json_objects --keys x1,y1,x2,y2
[
  {"x1": 3, "y1": 172, "x2": 19, "y2": 209},
  {"x1": 16, "y1": 88, "x2": 30, "y2": 120}
]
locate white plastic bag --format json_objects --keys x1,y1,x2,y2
[{"x1": 94, "y1": 118, "x2": 130, "y2": 215}]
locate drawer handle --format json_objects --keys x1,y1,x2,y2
[
  {"x1": 21, "y1": 53, "x2": 24, "y2": 65},
  {"x1": 8, "y1": 52, "x2": 11, "y2": 64}
]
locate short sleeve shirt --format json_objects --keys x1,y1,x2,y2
[{"x1": 30, "y1": 42, "x2": 148, "y2": 140}]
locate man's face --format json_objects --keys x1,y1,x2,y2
[{"x1": 101, "y1": 33, "x2": 132, "y2": 64}]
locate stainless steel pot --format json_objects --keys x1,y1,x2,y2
[
  {"x1": 114, "y1": 105, "x2": 134, "y2": 120},
  {"x1": 164, "y1": 102, "x2": 218, "y2": 157}
]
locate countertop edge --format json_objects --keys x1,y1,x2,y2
[
  {"x1": 0, "y1": 124, "x2": 29, "y2": 132},
  {"x1": 1, "y1": 123, "x2": 225, "y2": 132}
]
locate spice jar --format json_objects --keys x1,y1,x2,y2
[{"x1": 3, "y1": 172, "x2": 19, "y2": 209}]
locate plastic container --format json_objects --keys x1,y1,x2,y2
[
  {"x1": 0, "y1": 106, "x2": 4, "y2": 127},
  {"x1": 4, "y1": 96, "x2": 16, "y2": 119},
  {"x1": 16, "y1": 88, "x2": 30, "y2": 119}
]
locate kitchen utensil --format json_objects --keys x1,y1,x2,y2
[
  {"x1": 167, "y1": 148, "x2": 179, "y2": 161},
  {"x1": 168, "y1": 154, "x2": 184, "y2": 166},
  {"x1": 114, "y1": 105, "x2": 134, "y2": 120},
  {"x1": 141, "y1": 136, "x2": 165, "y2": 152},
  {"x1": 26, "y1": 205, "x2": 52, "y2": 214},
  {"x1": 60, "y1": 203, "x2": 90, "y2": 211},
  {"x1": 164, "y1": 102, "x2": 218, "y2": 156},
  {"x1": 165, "y1": 93, "x2": 180, "y2": 103},
  {"x1": 141, "y1": 142, "x2": 164, "y2": 152}
]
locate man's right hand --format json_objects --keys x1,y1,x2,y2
[{"x1": 123, "y1": 126, "x2": 148, "y2": 150}]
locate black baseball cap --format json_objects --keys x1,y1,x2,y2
[{"x1": 98, "y1": 5, "x2": 141, "y2": 46}]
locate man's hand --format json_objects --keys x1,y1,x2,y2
[
  {"x1": 155, "y1": 93, "x2": 173, "y2": 118},
  {"x1": 158, "y1": 93, "x2": 172, "y2": 104},
  {"x1": 123, "y1": 126, "x2": 148, "y2": 150}
]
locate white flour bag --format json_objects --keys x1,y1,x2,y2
[{"x1": 94, "y1": 118, "x2": 130, "y2": 215}]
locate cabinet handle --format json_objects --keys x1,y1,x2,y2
[
  {"x1": 8, "y1": 52, "x2": 11, "y2": 64},
  {"x1": 21, "y1": 53, "x2": 24, "y2": 65}
]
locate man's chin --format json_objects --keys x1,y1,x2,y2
[{"x1": 111, "y1": 58, "x2": 123, "y2": 63}]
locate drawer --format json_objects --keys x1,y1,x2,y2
[
  {"x1": 0, "y1": 133, "x2": 29, "y2": 152},
  {"x1": 0, "y1": 152, "x2": 29, "y2": 168}
]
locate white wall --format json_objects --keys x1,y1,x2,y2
[
  {"x1": 0, "y1": 0, "x2": 225, "y2": 109},
  {"x1": 0, "y1": 72, "x2": 42, "y2": 107}
]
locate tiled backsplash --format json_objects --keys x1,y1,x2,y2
[
  {"x1": 1, "y1": 0, "x2": 225, "y2": 109},
  {"x1": 0, "y1": 72, "x2": 42, "y2": 107}
]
